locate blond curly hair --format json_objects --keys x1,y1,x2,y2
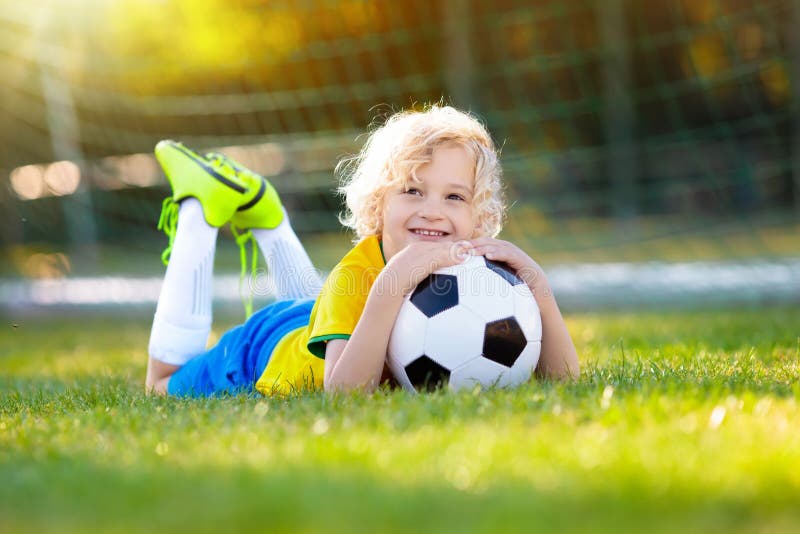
[{"x1": 336, "y1": 104, "x2": 506, "y2": 240}]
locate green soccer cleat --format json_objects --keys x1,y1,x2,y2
[
  {"x1": 203, "y1": 152, "x2": 285, "y2": 231},
  {"x1": 154, "y1": 142, "x2": 285, "y2": 318},
  {"x1": 154, "y1": 140, "x2": 251, "y2": 228}
]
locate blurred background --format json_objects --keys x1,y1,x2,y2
[{"x1": 1, "y1": 0, "x2": 798, "y2": 313}]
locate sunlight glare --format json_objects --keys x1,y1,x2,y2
[{"x1": 10, "y1": 165, "x2": 46, "y2": 200}]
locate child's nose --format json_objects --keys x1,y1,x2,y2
[{"x1": 418, "y1": 199, "x2": 444, "y2": 219}]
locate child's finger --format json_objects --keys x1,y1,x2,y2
[
  {"x1": 468, "y1": 237, "x2": 495, "y2": 247},
  {"x1": 471, "y1": 245, "x2": 503, "y2": 259},
  {"x1": 452, "y1": 240, "x2": 473, "y2": 261}
]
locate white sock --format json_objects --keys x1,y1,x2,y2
[
  {"x1": 148, "y1": 198, "x2": 217, "y2": 365},
  {"x1": 251, "y1": 210, "x2": 323, "y2": 300}
]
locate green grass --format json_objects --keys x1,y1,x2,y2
[{"x1": 1, "y1": 307, "x2": 799, "y2": 533}]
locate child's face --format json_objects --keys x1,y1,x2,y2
[{"x1": 381, "y1": 144, "x2": 477, "y2": 261}]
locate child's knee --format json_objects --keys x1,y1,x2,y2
[{"x1": 145, "y1": 357, "x2": 179, "y2": 395}]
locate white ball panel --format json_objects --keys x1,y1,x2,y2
[
  {"x1": 449, "y1": 355, "x2": 510, "y2": 391},
  {"x1": 457, "y1": 272, "x2": 517, "y2": 323},
  {"x1": 423, "y1": 305, "x2": 485, "y2": 370},
  {"x1": 513, "y1": 286, "x2": 542, "y2": 342},
  {"x1": 387, "y1": 301, "x2": 428, "y2": 366},
  {"x1": 497, "y1": 341, "x2": 541, "y2": 388},
  {"x1": 511, "y1": 279, "x2": 535, "y2": 300}
]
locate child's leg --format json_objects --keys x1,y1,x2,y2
[
  {"x1": 146, "y1": 141, "x2": 314, "y2": 395},
  {"x1": 251, "y1": 209, "x2": 323, "y2": 300},
  {"x1": 206, "y1": 151, "x2": 323, "y2": 301},
  {"x1": 146, "y1": 198, "x2": 217, "y2": 393},
  {"x1": 145, "y1": 139, "x2": 254, "y2": 393}
]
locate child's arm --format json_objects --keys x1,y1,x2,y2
[
  {"x1": 467, "y1": 237, "x2": 580, "y2": 380},
  {"x1": 324, "y1": 241, "x2": 468, "y2": 392}
]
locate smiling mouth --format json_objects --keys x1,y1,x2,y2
[{"x1": 410, "y1": 229, "x2": 449, "y2": 237}]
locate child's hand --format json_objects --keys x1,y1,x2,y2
[
  {"x1": 467, "y1": 237, "x2": 547, "y2": 294},
  {"x1": 383, "y1": 240, "x2": 471, "y2": 296}
]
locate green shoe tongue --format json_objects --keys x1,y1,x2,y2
[
  {"x1": 205, "y1": 152, "x2": 235, "y2": 172},
  {"x1": 205, "y1": 152, "x2": 257, "y2": 183}
]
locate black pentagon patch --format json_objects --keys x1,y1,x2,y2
[
  {"x1": 483, "y1": 316, "x2": 527, "y2": 367},
  {"x1": 410, "y1": 273, "x2": 459, "y2": 318},
  {"x1": 484, "y1": 258, "x2": 524, "y2": 286},
  {"x1": 405, "y1": 355, "x2": 451, "y2": 392}
]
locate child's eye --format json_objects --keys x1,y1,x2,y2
[
  {"x1": 404, "y1": 188, "x2": 421, "y2": 196},
  {"x1": 447, "y1": 194, "x2": 465, "y2": 201}
]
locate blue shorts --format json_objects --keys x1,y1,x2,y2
[{"x1": 167, "y1": 298, "x2": 315, "y2": 397}]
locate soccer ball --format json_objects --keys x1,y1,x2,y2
[{"x1": 387, "y1": 255, "x2": 542, "y2": 393}]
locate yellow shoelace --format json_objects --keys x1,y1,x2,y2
[
  {"x1": 231, "y1": 225, "x2": 258, "y2": 319},
  {"x1": 157, "y1": 197, "x2": 180, "y2": 266}
]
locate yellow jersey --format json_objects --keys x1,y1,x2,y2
[{"x1": 254, "y1": 235, "x2": 385, "y2": 396}]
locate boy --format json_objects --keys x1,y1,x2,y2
[{"x1": 146, "y1": 105, "x2": 578, "y2": 396}]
